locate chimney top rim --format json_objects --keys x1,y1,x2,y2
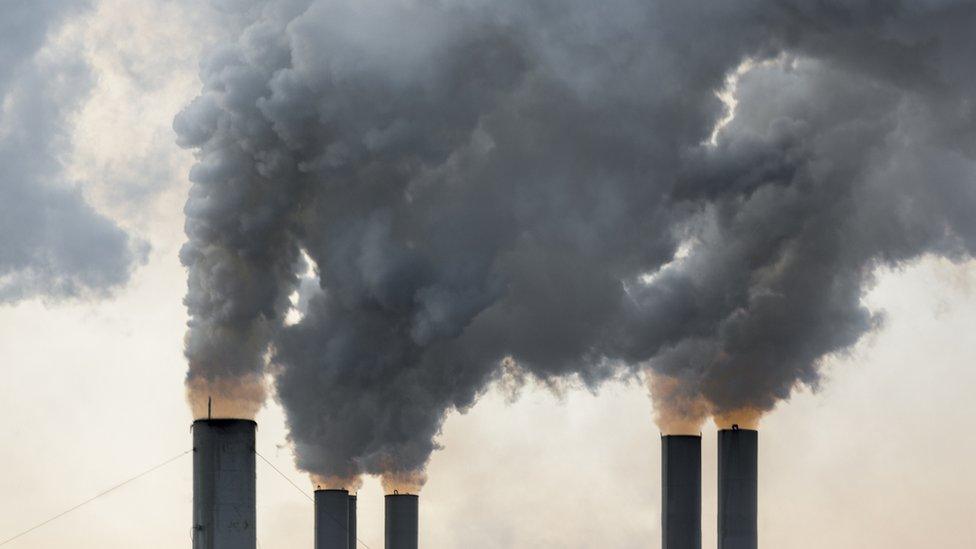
[{"x1": 191, "y1": 418, "x2": 257, "y2": 426}]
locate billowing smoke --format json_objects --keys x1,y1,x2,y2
[
  {"x1": 0, "y1": 0, "x2": 146, "y2": 304},
  {"x1": 176, "y1": 0, "x2": 976, "y2": 487}
]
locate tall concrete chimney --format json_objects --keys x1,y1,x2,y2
[
  {"x1": 385, "y1": 493, "x2": 419, "y2": 549},
  {"x1": 718, "y1": 426, "x2": 758, "y2": 549},
  {"x1": 315, "y1": 489, "x2": 350, "y2": 549},
  {"x1": 192, "y1": 419, "x2": 257, "y2": 549},
  {"x1": 662, "y1": 435, "x2": 702, "y2": 549},
  {"x1": 348, "y1": 494, "x2": 358, "y2": 549}
]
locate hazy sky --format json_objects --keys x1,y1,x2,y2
[{"x1": 1, "y1": 1, "x2": 975, "y2": 548}]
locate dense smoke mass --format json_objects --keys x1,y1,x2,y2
[
  {"x1": 177, "y1": 0, "x2": 976, "y2": 486},
  {"x1": 0, "y1": 0, "x2": 146, "y2": 304}
]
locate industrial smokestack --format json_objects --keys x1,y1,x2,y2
[
  {"x1": 662, "y1": 435, "x2": 702, "y2": 549},
  {"x1": 385, "y1": 494, "x2": 419, "y2": 549},
  {"x1": 315, "y1": 489, "x2": 350, "y2": 549},
  {"x1": 348, "y1": 495, "x2": 358, "y2": 549},
  {"x1": 192, "y1": 419, "x2": 257, "y2": 549},
  {"x1": 718, "y1": 426, "x2": 758, "y2": 549}
]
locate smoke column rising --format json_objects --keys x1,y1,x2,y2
[{"x1": 176, "y1": 0, "x2": 976, "y2": 486}]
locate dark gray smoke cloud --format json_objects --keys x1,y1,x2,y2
[
  {"x1": 176, "y1": 0, "x2": 976, "y2": 482},
  {"x1": 0, "y1": 0, "x2": 147, "y2": 303}
]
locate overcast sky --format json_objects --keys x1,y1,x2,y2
[{"x1": 1, "y1": 1, "x2": 975, "y2": 548}]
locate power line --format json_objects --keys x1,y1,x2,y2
[
  {"x1": 256, "y1": 450, "x2": 313, "y2": 502},
  {"x1": 0, "y1": 449, "x2": 191, "y2": 546},
  {"x1": 1, "y1": 447, "x2": 371, "y2": 548},
  {"x1": 255, "y1": 450, "x2": 372, "y2": 549}
]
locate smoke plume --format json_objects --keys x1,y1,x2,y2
[
  {"x1": 177, "y1": 0, "x2": 976, "y2": 485},
  {"x1": 0, "y1": 0, "x2": 146, "y2": 304}
]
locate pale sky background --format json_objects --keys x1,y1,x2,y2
[{"x1": 1, "y1": 1, "x2": 976, "y2": 548}]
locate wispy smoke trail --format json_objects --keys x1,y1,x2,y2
[{"x1": 176, "y1": 0, "x2": 976, "y2": 485}]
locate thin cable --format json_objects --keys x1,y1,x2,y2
[
  {"x1": 255, "y1": 450, "x2": 313, "y2": 502},
  {"x1": 255, "y1": 450, "x2": 372, "y2": 549},
  {"x1": 0, "y1": 449, "x2": 191, "y2": 547}
]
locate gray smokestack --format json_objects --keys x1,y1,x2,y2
[
  {"x1": 192, "y1": 419, "x2": 256, "y2": 549},
  {"x1": 315, "y1": 489, "x2": 350, "y2": 549},
  {"x1": 348, "y1": 495, "x2": 357, "y2": 549},
  {"x1": 662, "y1": 435, "x2": 702, "y2": 549},
  {"x1": 718, "y1": 427, "x2": 758, "y2": 549},
  {"x1": 385, "y1": 494, "x2": 419, "y2": 549}
]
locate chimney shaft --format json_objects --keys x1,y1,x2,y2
[
  {"x1": 385, "y1": 494, "x2": 419, "y2": 549},
  {"x1": 348, "y1": 495, "x2": 358, "y2": 549},
  {"x1": 718, "y1": 428, "x2": 758, "y2": 549},
  {"x1": 315, "y1": 489, "x2": 350, "y2": 549},
  {"x1": 662, "y1": 435, "x2": 702, "y2": 549},
  {"x1": 192, "y1": 419, "x2": 257, "y2": 549}
]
